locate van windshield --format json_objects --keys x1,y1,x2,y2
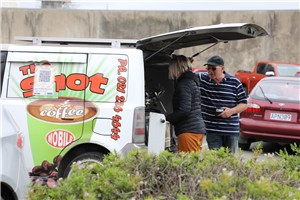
[{"x1": 1, "y1": 51, "x2": 8, "y2": 94}]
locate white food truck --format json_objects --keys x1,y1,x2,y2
[{"x1": 0, "y1": 23, "x2": 267, "y2": 184}]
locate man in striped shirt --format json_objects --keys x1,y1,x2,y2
[{"x1": 195, "y1": 56, "x2": 247, "y2": 153}]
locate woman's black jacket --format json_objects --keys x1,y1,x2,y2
[{"x1": 166, "y1": 71, "x2": 206, "y2": 136}]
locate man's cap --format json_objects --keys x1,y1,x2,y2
[{"x1": 203, "y1": 56, "x2": 224, "y2": 66}]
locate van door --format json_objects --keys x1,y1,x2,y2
[
  {"x1": 137, "y1": 23, "x2": 268, "y2": 57},
  {"x1": 4, "y1": 52, "x2": 87, "y2": 168},
  {"x1": 147, "y1": 112, "x2": 167, "y2": 154}
]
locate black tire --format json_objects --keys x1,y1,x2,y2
[
  {"x1": 1, "y1": 184, "x2": 17, "y2": 200},
  {"x1": 63, "y1": 152, "x2": 104, "y2": 178},
  {"x1": 243, "y1": 86, "x2": 248, "y2": 96},
  {"x1": 238, "y1": 142, "x2": 251, "y2": 150}
]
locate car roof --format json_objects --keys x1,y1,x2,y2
[
  {"x1": 193, "y1": 67, "x2": 206, "y2": 71},
  {"x1": 258, "y1": 61, "x2": 300, "y2": 66},
  {"x1": 260, "y1": 76, "x2": 300, "y2": 82},
  {"x1": 1, "y1": 44, "x2": 17, "y2": 50}
]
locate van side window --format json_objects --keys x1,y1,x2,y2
[
  {"x1": 59, "y1": 62, "x2": 86, "y2": 99},
  {"x1": 1, "y1": 51, "x2": 8, "y2": 95},
  {"x1": 7, "y1": 62, "x2": 62, "y2": 99},
  {"x1": 85, "y1": 54, "x2": 128, "y2": 102},
  {"x1": 6, "y1": 52, "x2": 88, "y2": 99}
]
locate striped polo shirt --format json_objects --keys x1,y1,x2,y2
[{"x1": 197, "y1": 71, "x2": 247, "y2": 136}]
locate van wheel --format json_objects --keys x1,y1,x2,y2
[
  {"x1": 63, "y1": 152, "x2": 104, "y2": 179},
  {"x1": 243, "y1": 86, "x2": 248, "y2": 96}
]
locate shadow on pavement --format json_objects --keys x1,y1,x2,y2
[{"x1": 249, "y1": 141, "x2": 295, "y2": 155}]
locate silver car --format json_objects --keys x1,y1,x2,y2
[{"x1": 1, "y1": 108, "x2": 30, "y2": 200}]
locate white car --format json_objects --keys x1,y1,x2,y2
[{"x1": 1, "y1": 107, "x2": 30, "y2": 200}]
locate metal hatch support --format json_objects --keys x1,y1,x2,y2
[
  {"x1": 15, "y1": 36, "x2": 137, "y2": 48},
  {"x1": 144, "y1": 31, "x2": 189, "y2": 62},
  {"x1": 191, "y1": 41, "x2": 219, "y2": 58},
  {"x1": 191, "y1": 35, "x2": 228, "y2": 58}
]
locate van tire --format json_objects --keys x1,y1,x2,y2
[{"x1": 62, "y1": 152, "x2": 104, "y2": 179}]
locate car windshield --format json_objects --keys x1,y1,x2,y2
[
  {"x1": 276, "y1": 65, "x2": 300, "y2": 76},
  {"x1": 295, "y1": 72, "x2": 300, "y2": 77},
  {"x1": 251, "y1": 80, "x2": 300, "y2": 104}
]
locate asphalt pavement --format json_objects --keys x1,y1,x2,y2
[{"x1": 140, "y1": 135, "x2": 293, "y2": 162}]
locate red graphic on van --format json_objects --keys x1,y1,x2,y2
[
  {"x1": 46, "y1": 130, "x2": 75, "y2": 148},
  {"x1": 111, "y1": 58, "x2": 128, "y2": 140},
  {"x1": 19, "y1": 61, "x2": 109, "y2": 98}
]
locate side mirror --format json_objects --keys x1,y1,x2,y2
[{"x1": 265, "y1": 71, "x2": 275, "y2": 76}]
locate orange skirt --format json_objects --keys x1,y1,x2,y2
[{"x1": 178, "y1": 132, "x2": 205, "y2": 153}]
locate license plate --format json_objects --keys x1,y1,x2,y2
[{"x1": 270, "y1": 113, "x2": 292, "y2": 121}]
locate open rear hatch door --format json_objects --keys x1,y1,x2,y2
[{"x1": 136, "y1": 23, "x2": 268, "y2": 60}]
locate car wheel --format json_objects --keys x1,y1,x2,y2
[
  {"x1": 243, "y1": 86, "x2": 248, "y2": 96},
  {"x1": 63, "y1": 152, "x2": 104, "y2": 179},
  {"x1": 238, "y1": 142, "x2": 251, "y2": 150}
]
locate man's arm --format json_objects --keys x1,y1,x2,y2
[{"x1": 219, "y1": 103, "x2": 247, "y2": 118}]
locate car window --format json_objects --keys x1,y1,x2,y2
[
  {"x1": 1, "y1": 51, "x2": 8, "y2": 95},
  {"x1": 256, "y1": 64, "x2": 266, "y2": 75},
  {"x1": 265, "y1": 64, "x2": 274, "y2": 72},
  {"x1": 277, "y1": 65, "x2": 300, "y2": 77},
  {"x1": 251, "y1": 80, "x2": 300, "y2": 104}
]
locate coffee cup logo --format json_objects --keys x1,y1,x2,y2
[
  {"x1": 27, "y1": 97, "x2": 98, "y2": 123},
  {"x1": 38, "y1": 100, "x2": 87, "y2": 122},
  {"x1": 27, "y1": 97, "x2": 99, "y2": 166}
]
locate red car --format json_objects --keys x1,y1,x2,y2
[
  {"x1": 294, "y1": 71, "x2": 300, "y2": 77},
  {"x1": 193, "y1": 67, "x2": 207, "y2": 74},
  {"x1": 238, "y1": 77, "x2": 300, "y2": 150}
]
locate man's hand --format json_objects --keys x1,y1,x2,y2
[
  {"x1": 188, "y1": 57, "x2": 194, "y2": 64},
  {"x1": 218, "y1": 107, "x2": 234, "y2": 118},
  {"x1": 218, "y1": 103, "x2": 247, "y2": 118}
]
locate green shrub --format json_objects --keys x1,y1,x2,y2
[{"x1": 26, "y1": 144, "x2": 300, "y2": 200}]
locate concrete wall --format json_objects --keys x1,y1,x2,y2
[{"x1": 1, "y1": 8, "x2": 299, "y2": 75}]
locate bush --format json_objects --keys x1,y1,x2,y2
[{"x1": 26, "y1": 144, "x2": 300, "y2": 200}]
